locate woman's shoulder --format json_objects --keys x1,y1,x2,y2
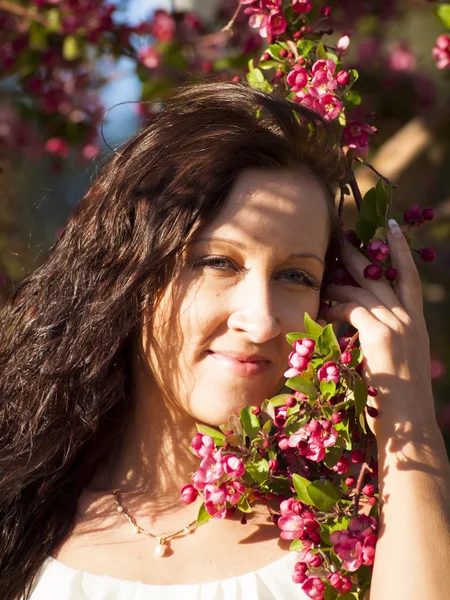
[{"x1": 29, "y1": 551, "x2": 307, "y2": 600}]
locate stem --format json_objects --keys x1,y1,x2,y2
[
  {"x1": 348, "y1": 168, "x2": 363, "y2": 211},
  {"x1": 338, "y1": 186, "x2": 345, "y2": 221},
  {"x1": 354, "y1": 156, "x2": 398, "y2": 188},
  {"x1": 0, "y1": 1, "x2": 50, "y2": 26},
  {"x1": 352, "y1": 437, "x2": 372, "y2": 516},
  {"x1": 221, "y1": 0, "x2": 244, "y2": 33}
]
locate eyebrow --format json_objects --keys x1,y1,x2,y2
[{"x1": 191, "y1": 236, "x2": 325, "y2": 266}]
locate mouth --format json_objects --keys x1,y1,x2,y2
[{"x1": 206, "y1": 351, "x2": 271, "y2": 377}]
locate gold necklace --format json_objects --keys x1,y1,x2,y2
[{"x1": 112, "y1": 488, "x2": 198, "y2": 557}]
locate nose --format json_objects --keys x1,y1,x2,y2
[{"x1": 227, "y1": 272, "x2": 281, "y2": 344}]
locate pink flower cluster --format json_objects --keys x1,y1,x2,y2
[
  {"x1": 181, "y1": 433, "x2": 246, "y2": 518},
  {"x1": 330, "y1": 515, "x2": 377, "y2": 571},
  {"x1": 284, "y1": 338, "x2": 315, "y2": 377},
  {"x1": 367, "y1": 240, "x2": 389, "y2": 263},
  {"x1": 277, "y1": 498, "x2": 321, "y2": 544},
  {"x1": 317, "y1": 361, "x2": 340, "y2": 384},
  {"x1": 343, "y1": 120, "x2": 377, "y2": 157},
  {"x1": 404, "y1": 204, "x2": 434, "y2": 226},
  {"x1": 278, "y1": 418, "x2": 339, "y2": 463},
  {"x1": 243, "y1": 0, "x2": 287, "y2": 40},
  {"x1": 432, "y1": 34, "x2": 450, "y2": 70},
  {"x1": 287, "y1": 59, "x2": 347, "y2": 122}
]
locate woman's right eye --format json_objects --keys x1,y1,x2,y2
[{"x1": 190, "y1": 255, "x2": 236, "y2": 271}]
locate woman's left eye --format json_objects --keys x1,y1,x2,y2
[{"x1": 189, "y1": 255, "x2": 321, "y2": 289}]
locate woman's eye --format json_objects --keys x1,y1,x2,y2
[
  {"x1": 190, "y1": 255, "x2": 236, "y2": 271},
  {"x1": 190, "y1": 257, "x2": 320, "y2": 288},
  {"x1": 277, "y1": 270, "x2": 321, "y2": 289}
]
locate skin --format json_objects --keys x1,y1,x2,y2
[{"x1": 56, "y1": 169, "x2": 450, "y2": 596}]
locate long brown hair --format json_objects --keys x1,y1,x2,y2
[{"x1": 0, "y1": 80, "x2": 344, "y2": 599}]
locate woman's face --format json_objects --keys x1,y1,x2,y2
[{"x1": 142, "y1": 168, "x2": 330, "y2": 426}]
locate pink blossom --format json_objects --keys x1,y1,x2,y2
[
  {"x1": 180, "y1": 484, "x2": 199, "y2": 505},
  {"x1": 312, "y1": 59, "x2": 336, "y2": 76},
  {"x1": 336, "y1": 70, "x2": 350, "y2": 85},
  {"x1": 317, "y1": 361, "x2": 340, "y2": 383},
  {"x1": 310, "y1": 423, "x2": 338, "y2": 448},
  {"x1": 248, "y1": 12, "x2": 269, "y2": 37},
  {"x1": 193, "y1": 449, "x2": 224, "y2": 488},
  {"x1": 45, "y1": 137, "x2": 69, "y2": 158},
  {"x1": 343, "y1": 120, "x2": 377, "y2": 157},
  {"x1": 388, "y1": 42, "x2": 417, "y2": 72},
  {"x1": 191, "y1": 433, "x2": 215, "y2": 458},
  {"x1": 301, "y1": 576, "x2": 325, "y2": 599},
  {"x1": 334, "y1": 536, "x2": 363, "y2": 571},
  {"x1": 293, "y1": 338, "x2": 315, "y2": 355},
  {"x1": 280, "y1": 498, "x2": 304, "y2": 516},
  {"x1": 314, "y1": 94, "x2": 343, "y2": 122},
  {"x1": 367, "y1": 240, "x2": 389, "y2": 263},
  {"x1": 292, "y1": 561, "x2": 308, "y2": 583},
  {"x1": 150, "y1": 9, "x2": 176, "y2": 42},
  {"x1": 138, "y1": 46, "x2": 161, "y2": 69},
  {"x1": 328, "y1": 572, "x2": 353, "y2": 593},
  {"x1": 286, "y1": 65, "x2": 308, "y2": 92},
  {"x1": 332, "y1": 455, "x2": 349, "y2": 474},
  {"x1": 266, "y1": 10, "x2": 287, "y2": 37},
  {"x1": 299, "y1": 548, "x2": 323, "y2": 567},
  {"x1": 225, "y1": 480, "x2": 245, "y2": 504},
  {"x1": 337, "y1": 35, "x2": 350, "y2": 56},
  {"x1": 305, "y1": 443, "x2": 325, "y2": 462},
  {"x1": 260, "y1": 0, "x2": 282, "y2": 9},
  {"x1": 81, "y1": 142, "x2": 99, "y2": 161},
  {"x1": 222, "y1": 454, "x2": 245, "y2": 478},
  {"x1": 432, "y1": 34, "x2": 450, "y2": 70},
  {"x1": 292, "y1": 0, "x2": 313, "y2": 14},
  {"x1": 348, "y1": 514, "x2": 377, "y2": 539},
  {"x1": 278, "y1": 514, "x2": 305, "y2": 540},
  {"x1": 204, "y1": 482, "x2": 227, "y2": 505}
]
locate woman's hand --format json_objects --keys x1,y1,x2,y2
[{"x1": 322, "y1": 219, "x2": 437, "y2": 442}]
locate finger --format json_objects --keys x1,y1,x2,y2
[
  {"x1": 323, "y1": 284, "x2": 402, "y2": 329},
  {"x1": 386, "y1": 219, "x2": 424, "y2": 316},
  {"x1": 323, "y1": 301, "x2": 380, "y2": 332},
  {"x1": 340, "y1": 240, "x2": 406, "y2": 322}
]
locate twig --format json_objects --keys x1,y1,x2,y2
[
  {"x1": 355, "y1": 157, "x2": 398, "y2": 188},
  {"x1": 348, "y1": 168, "x2": 363, "y2": 211},
  {"x1": 352, "y1": 437, "x2": 372, "y2": 516},
  {"x1": 0, "y1": 1, "x2": 50, "y2": 27},
  {"x1": 221, "y1": 0, "x2": 244, "y2": 33}
]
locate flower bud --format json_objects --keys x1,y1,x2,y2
[
  {"x1": 385, "y1": 267, "x2": 397, "y2": 281},
  {"x1": 262, "y1": 52, "x2": 271, "y2": 61},
  {"x1": 367, "y1": 386, "x2": 378, "y2": 396},
  {"x1": 180, "y1": 484, "x2": 199, "y2": 505},
  {"x1": 368, "y1": 496, "x2": 378, "y2": 506},
  {"x1": 367, "y1": 240, "x2": 389, "y2": 263},
  {"x1": 345, "y1": 476, "x2": 356, "y2": 487},
  {"x1": 279, "y1": 49, "x2": 288, "y2": 58},
  {"x1": 268, "y1": 458, "x2": 279, "y2": 471},
  {"x1": 336, "y1": 70, "x2": 350, "y2": 85},
  {"x1": 362, "y1": 483, "x2": 375, "y2": 497},
  {"x1": 340, "y1": 350, "x2": 352, "y2": 364},
  {"x1": 252, "y1": 407, "x2": 261, "y2": 415},
  {"x1": 364, "y1": 264, "x2": 383, "y2": 280},
  {"x1": 366, "y1": 406, "x2": 378, "y2": 418},
  {"x1": 350, "y1": 449, "x2": 365, "y2": 464},
  {"x1": 285, "y1": 396, "x2": 297, "y2": 408},
  {"x1": 418, "y1": 247, "x2": 436, "y2": 262},
  {"x1": 421, "y1": 207, "x2": 434, "y2": 221}
]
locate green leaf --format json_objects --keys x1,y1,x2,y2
[
  {"x1": 29, "y1": 22, "x2": 48, "y2": 51},
  {"x1": 297, "y1": 40, "x2": 315, "y2": 56},
  {"x1": 320, "y1": 380, "x2": 336, "y2": 399},
  {"x1": 337, "y1": 593, "x2": 358, "y2": 600},
  {"x1": 237, "y1": 495, "x2": 252, "y2": 513},
  {"x1": 246, "y1": 68, "x2": 273, "y2": 92},
  {"x1": 289, "y1": 538, "x2": 305, "y2": 551},
  {"x1": 62, "y1": 35, "x2": 82, "y2": 61},
  {"x1": 240, "y1": 406, "x2": 261, "y2": 439},
  {"x1": 326, "y1": 52, "x2": 338, "y2": 63},
  {"x1": 345, "y1": 89, "x2": 362, "y2": 108},
  {"x1": 246, "y1": 458, "x2": 269, "y2": 484},
  {"x1": 47, "y1": 8, "x2": 61, "y2": 32},
  {"x1": 259, "y1": 59, "x2": 279, "y2": 70},
  {"x1": 292, "y1": 474, "x2": 314, "y2": 506},
  {"x1": 355, "y1": 220, "x2": 377, "y2": 243},
  {"x1": 304, "y1": 313, "x2": 323, "y2": 340},
  {"x1": 318, "y1": 324, "x2": 340, "y2": 358},
  {"x1": 348, "y1": 348, "x2": 363, "y2": 368},
  {"x1": 196, "y1": 424, "x2": 226, "y2": 446},
  {"x1": 316, "y1": 42, "x2": 328, "y2": 60},
  {"x1": 436, "y1": 4, "x2": 450, "y2": 28},
  {"x1": 286, "y1": 331, "x2": 314, "y2": 345},
  {"x1": 269, "y1": 393, "x2": 296, "y2": 407},
  {"x1": 324, "y1": 583, "x2": 339, "y2": 600},
  {"x1": 359, "y1": 411, "x2": 367, "y2": 434},
  {"x1": 375, "y1": 178, "x2": 391, "y2": 221},
  {"x1": 353, "y1": 377, "x2": 368, "y2": 417},
  {"x1": 360, "y1": 188, "x2": 379, "y2": 224},
  {"x1": 197, "y1": 503, "x2": 213, "y2": 526},
  {"x1": 286, "y1": 375, "x2": 317, "y2": 400},
  {"x1": 338, "y1": 111, "x2": 347, "y2": 127},
  {"x1": 323, "y1": 446, "x2": 343, "y2": 469},
  {"x1": 307, "y1": 481, "x2": 341, "y2": 512},
  {"x1": 348, "y1": 68, "x2": 359, "y2": 85}
]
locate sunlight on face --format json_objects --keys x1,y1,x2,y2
[{"x1": 143, "y1": 168, "x2": 330, "y2": 426}]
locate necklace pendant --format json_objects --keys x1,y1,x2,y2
[{"x1": 155, "y1": 539, "x2": 166, "y2": 557}]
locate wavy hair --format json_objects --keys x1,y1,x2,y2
[{"x1": 0, "y1": 80, "x2": 344, "y2": 599}]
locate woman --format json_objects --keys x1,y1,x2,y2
[{"x1": 0, "y1": 81, "x2": 449, "y2": 600}]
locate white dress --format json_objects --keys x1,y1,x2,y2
[{"x1": 28, "y1": 552, "x2": 310, "y2": 600}]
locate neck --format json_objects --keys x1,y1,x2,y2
[{"x1": 91, "y1": 349, "x2": 202, "y2": 519}]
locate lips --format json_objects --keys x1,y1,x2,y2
[
  {"x1": 207, "y1": 350, "x2": 271, "y2": 363},
  {"x1": 206, "y1": 350, "x2": 271, "y2": 377}
]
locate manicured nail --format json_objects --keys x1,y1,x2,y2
[{"x1": 388, "y1": 218, "x2": 403, "y2": 238}]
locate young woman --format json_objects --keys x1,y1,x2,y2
[{"x1": 1, "y1": 81, "x2": 449, "y2": 600}]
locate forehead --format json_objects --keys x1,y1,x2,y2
[{"x1": 198, "y1": 168, "x2": 330, "y2": 255}]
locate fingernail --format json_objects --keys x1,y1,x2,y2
[{"x1": 388, "y1": 218, "x2": 403, "y2": 239}]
